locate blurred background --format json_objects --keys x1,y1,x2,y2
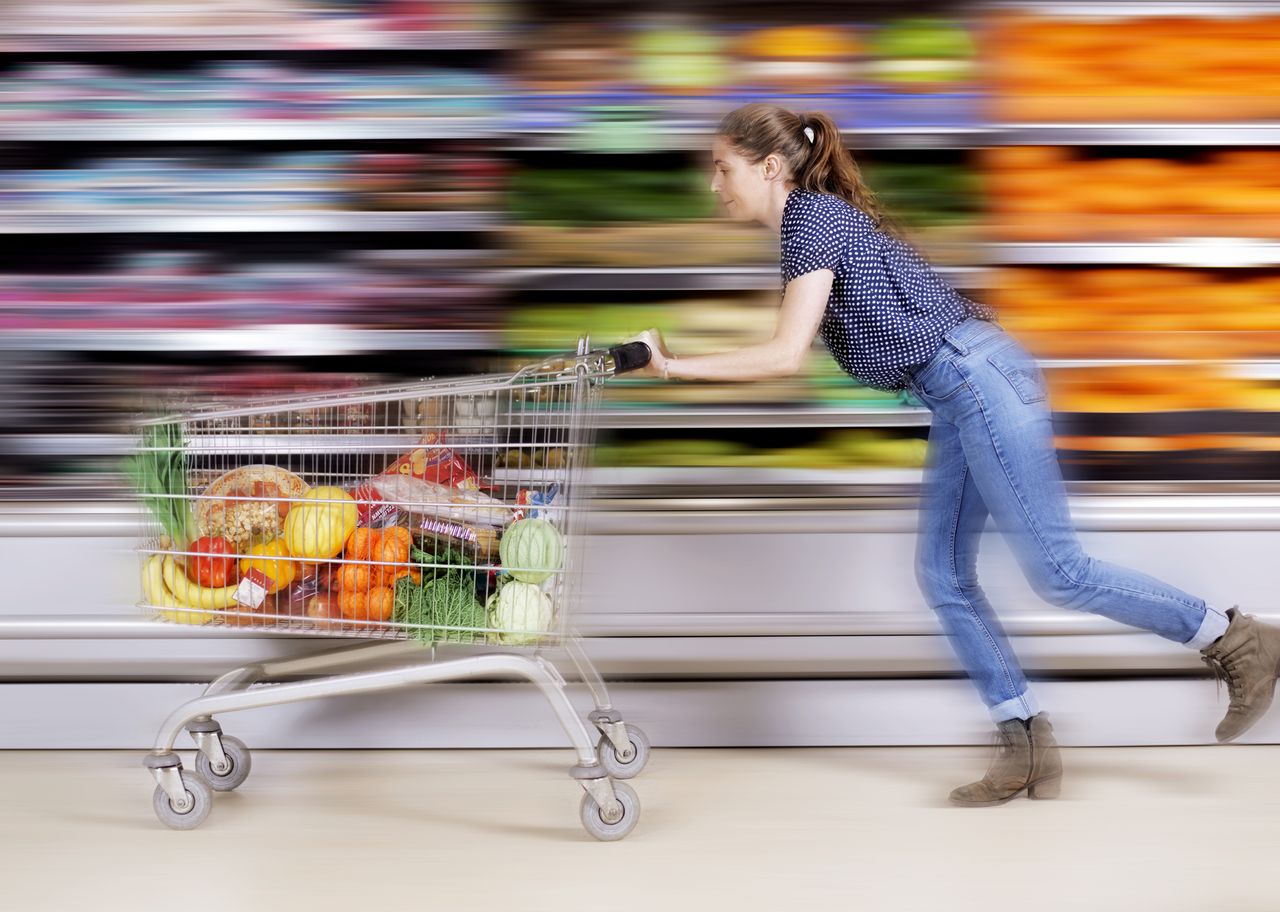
[{"x1": 4, "y1": 0, "x2": 1280, "y2": 749}]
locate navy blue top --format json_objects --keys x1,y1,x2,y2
[{"x1": 779, "y1": 188, "x2": 995, "y2": 392}]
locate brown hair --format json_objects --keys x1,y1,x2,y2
[{"x1": 716, "y1": 103, "x2": 901, "y2": 238}]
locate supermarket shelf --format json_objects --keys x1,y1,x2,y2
[
  {"x1": 841, "y1": 126, "x2": 999, "y2": 150},
  {"x1": 2, "y1": 317, "x2": 1272, "y2": 369},
  {"x1": 502, "y1": 265, "x2": 989, "y2": 292},
  {"x1": 0, "y1": 118, "x2": 500, "y2": 143},
  {"x1": 511, "y1": 123, "x2": 1280, "y2": 151},
  {"x1": 986, "y1": 239, "x2": 1280, "y2": 267},
  {"x1": 504, "y1": 265, "x2": 782, "y2": 292},
  {"x1": 6, "y1": 429, "x2": 926, "y2": 460},
  {"x1": 0, "y1": 31, "x2": 513, "y2": 53},
  {"x1": 1001, "y1": 123, "x2": 1280, "y2": 146},
  {"x1": 588, "y1": 488, "x2": 1280, "y2": 534},
  {"x1": 0, "y1": 327, "x2": 500, "y2": 354},
  {"x1": 8, "y1": 119, "x2": 1280, "y2": 149},
  {"x1": 0, "y1": 121, "x2": 990, "y2": 149},
  {"x1": 8, "y1": 486, "x2": 1280, "y2": 537},
  {"x1": 1057, "y1": 409, "x2": 1280, "y2": 436},
  {"x1": 1043, "y1": 359, "x2": 1280, "y2": 374},
  {"x1": 3, "y1": 433, "x2": 426, "y2": 458},
  {"x1": 506, "y1": 124, "x2": 998, "y2": 152},
  {"x1": 12, "y1": 398, "x2": 1280, "y2": 457},
  {"x1": 0, "y1": 211, "x2": 499, "y2": 235},
  {"x1": 591, "y1": 406, "x2": 929, "y2": 429},
  {"x1": 985, "y1": 2, "x2": 1280, "y2": 18},
  {"x1": 587, "y1": 467, "x2": 926, "y2": 489}
]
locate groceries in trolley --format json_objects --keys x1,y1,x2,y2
[{"x1": 130, "y1": 413, "x2": 567, "y2": 645}]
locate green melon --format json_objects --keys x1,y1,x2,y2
[{"x1": 499, "y1": 518, "x2": 564, "y2": 584}]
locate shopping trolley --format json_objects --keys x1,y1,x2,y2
[{"x1": 132, "y1": 339, "x2": 654, "y2": 840}]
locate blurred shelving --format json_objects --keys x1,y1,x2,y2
[
  {"x1": 0, "y1": 328, "x2": 500, "y2": 354},
  {"x1": 0, "y1": 212, "x2": 499, "y2": 235}
]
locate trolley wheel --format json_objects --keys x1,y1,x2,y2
[
  {"x1": 596, "y1": 724, "x2": 650, "y2": 780},
  {"x1": 579, "y1": 780, "x2": 640, "y2": 842},
  {"x1": 195, "y1": 735, "x2": 252, "y2": 792},
  {"x1": 152, "y1": 770, "x2": 212, "y2": 831}
]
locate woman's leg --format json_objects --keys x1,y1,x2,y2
[
  {"x1": 936, "y1": 334, "x2": 1230, "y2": 648},
  {"x1": 915, "y1": 402, "x2": 1062, "y2": 805},
  {"x1": 915, "y1": 411, "x2": 1039, "y2": 723}
]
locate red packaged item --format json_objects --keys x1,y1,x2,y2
[
  {"x1": 350, "y1": 481, "x2": 401, "y2": 528},
  {"x1": 510, "y1": 484, "x2": 560, "y2": 524},
  {"x1": 381, "y1": 430, "x2": 480, "y2": 490}
]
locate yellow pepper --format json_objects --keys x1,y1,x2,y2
[{"x1": 238, "y1": 537, "x2": 296, "y2": 593}]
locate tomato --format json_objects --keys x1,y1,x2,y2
[{"x1": 186, "y1": 536, "x2": 237, "y2": 588}]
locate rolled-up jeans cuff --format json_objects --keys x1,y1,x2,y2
[
  {"x1": 990, "y1": 690, "x2": 1039, "y2": 724},
  {"x1": 1185, "y1": 603, "x2": 1230, "y2": 652}
]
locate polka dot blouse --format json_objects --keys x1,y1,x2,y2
[{"x1": 780, "y1": 188, "x2": 995, "y2": 392}]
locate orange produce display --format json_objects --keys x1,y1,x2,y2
[
  {"x1": 987, "y1": 11, "x2": 1280, "y2": 121},
  {"x1": 984, "y1": 147, "x2": 1280, "y2": 240},
  {"x1": 990, "y1": 267, "x2": 1280, "y2": 360}
]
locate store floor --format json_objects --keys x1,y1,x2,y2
[{"x1": 3, "y1": 746, "x2": 1277, "y2": 911}]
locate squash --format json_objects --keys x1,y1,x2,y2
[{"x1": 284, "y1": 486, "x2": 358, "y2": 561}]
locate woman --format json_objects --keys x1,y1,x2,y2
[{"x1": 638, "y1": 102, "x2": 1280, "y2": 806}]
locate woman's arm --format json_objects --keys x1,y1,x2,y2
[{"x1": 645, "y1": 269, "x2": 834, "y2": 382}]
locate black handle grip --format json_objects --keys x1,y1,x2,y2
[{"x1": 609, "y1": 341, "x2": 652, "y2": 375}]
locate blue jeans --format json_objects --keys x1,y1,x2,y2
[{"x1": 903, "y1": 317, "x2": 1229, "y2": 723}]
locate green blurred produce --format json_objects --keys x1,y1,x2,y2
[
  {"x1": 861, "y1": 162, "x2": 983, "y2": 227},
  {"x1": 509, "y1": 168, "x2": 717, "y2": 225}
]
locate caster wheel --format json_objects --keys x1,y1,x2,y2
[
  {"x1": 152, "y1": 770, "x2": 212, "y2": 831},
  {"x1": 195, "y1": 735, "x2": 252, "y2": 792},
  {"x1": 597, "y1": 724, "x2": 650, "y2": 780},
  {"x1": 579, "y1": 780, "x2": 640, "y2": 842}
]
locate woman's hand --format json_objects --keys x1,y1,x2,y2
[{"x1": 627, "y1": 329, "x2": 675, "y2": 379}]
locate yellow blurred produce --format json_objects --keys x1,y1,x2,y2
[
  {"x1": 501, "y1": 222, "x2": 775, "y2": 267},
  {"x1": 596, "y1": 431, "x2": 928, "y2": 470},
  {"x1": 733, "y1": 25, "x2": 861, "y2": 90}
]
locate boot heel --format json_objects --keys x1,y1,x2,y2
[{"x1": 1028, "y1": 776, "x2": 1061, "y2": 800}]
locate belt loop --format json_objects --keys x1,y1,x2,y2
[{"x1": 943, "y1": 327, "x2": 969, "y2": 356}]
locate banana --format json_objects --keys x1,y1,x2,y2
[
  {"x1": 161, "y1": 555, "x2": 239, "y2": 614},
  {"x1": 142, "y1": 554, "x2": 212, "y2": 625}
]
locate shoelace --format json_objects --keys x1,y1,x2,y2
[{"x1": 1203, "y1": 654, "x2": 1245, "y2": 702}]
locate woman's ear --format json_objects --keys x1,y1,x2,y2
[{"x1": 761, "y1": 153, "x2": 783, "y2": 182}]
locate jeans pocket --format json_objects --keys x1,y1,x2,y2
[
  {"x1": 986, "y1": 341, "x2": 1048, "y2": 405},
  {"x1": 912, "y1": 354, "x2": 966, "y2": 402}
]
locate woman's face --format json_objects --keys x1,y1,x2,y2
[{"x1": 710, "y1": 136, "x2": 777, "y2": 224}]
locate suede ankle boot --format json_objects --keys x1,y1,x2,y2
[
  {"x1": 1201, "y1": 608, "x2": 1280, "y2": 742},
  {"x1": 949, "y1": 713, "x2": 1062, "y2": 807}
]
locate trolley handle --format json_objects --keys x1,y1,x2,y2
[{"x1": 607, "y1": 341, "x2": 653, "y2": 376}]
